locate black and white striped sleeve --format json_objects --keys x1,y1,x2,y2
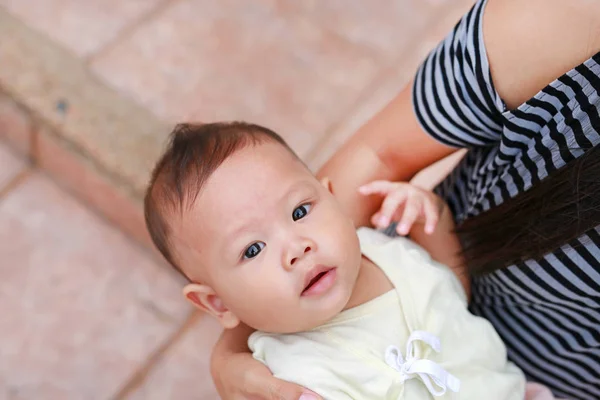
[{"x1": 412, "y1": 0, "x2": 506, "y2": 148}]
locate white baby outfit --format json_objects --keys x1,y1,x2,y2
[{"x1": 249, "y1": 228, "x2": 525, "y2": 399}]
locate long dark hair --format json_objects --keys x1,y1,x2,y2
[{"x1": 457, "y1": 144, "x2": 600, "y2": 276}]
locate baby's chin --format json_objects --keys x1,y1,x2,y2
[
  {"x1": 280, "y1": 299, "x2": 352, "y2": 333},
  {"x1": 245, "y1": 297, "x2": 349, "y2": 334},
  {"x1": 256, "y1": 314, "x2": 341, "y2": 334}
]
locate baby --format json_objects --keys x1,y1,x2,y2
[{"x1": 144, "y1": 122, "x2": 554, "y2": 400}]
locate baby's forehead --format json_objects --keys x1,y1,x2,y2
[
  {"x1": 175, "y1": 143, "x2": 316, "y2": 235},
  {"x1": 198, "y1": 151, "x2": 313, "y2": 207},
  {"x1": 187, "y1": 174, "x2": 316, "y2": 236}
]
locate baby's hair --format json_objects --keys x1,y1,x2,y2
[{"x1": 144, "y1": 122, "x2": 294, "y2": 276}]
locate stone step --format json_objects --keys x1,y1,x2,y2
[{"x1": 0, "y1": 8, "x2": 166, "y2": 253}]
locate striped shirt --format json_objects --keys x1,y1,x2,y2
[{"x1": 412, "y1": 0, "x2": 600, "y2": 398}]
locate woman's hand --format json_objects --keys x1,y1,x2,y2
[
  {"x1": 358, "y1": 180, "x2": 444, "y2": 236},
  {"x1": 212, "y1": 336, "x2": 321, "y2": 400}
]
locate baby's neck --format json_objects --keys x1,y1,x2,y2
[{"x1": 343, "y1": 255, "x2": 394, "y2": 310}]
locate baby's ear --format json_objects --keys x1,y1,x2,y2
[
  {"x1": 320, "y1": 177, "x2": 334, "y2": 194},
  {"x1": 183, "y1": 284, "x2": 240, "y2": 329}
]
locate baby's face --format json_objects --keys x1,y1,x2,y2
[{"x1": 174, "y1": 142, "x2": 362, "y2": 333}]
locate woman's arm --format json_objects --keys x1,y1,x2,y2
[
  {"x1": 316, "y1": 81, "x2": 458, "y2": 227},
  {"x1": 318, "y1": 0, "x2": 600, "y2": 229},
  {"x1": 484, "y1": 0, "x2": 600, "y2": 111},
  {"x1": 210, "y1": 323, "x2": 253, "y2": 395},
  {"x1": 211, "y1": 323, "x2": 321, "y2": 400}
]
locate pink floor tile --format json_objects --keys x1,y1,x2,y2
[
  {"x1": 0, "y1": 173, "x2": 189, "y2": 399},
  {"x1": 128, "y1": 314, "x2": 223, "y2": 400},
  {"x1": 90, "y1": 0, "x2": 384, "y2": 158},
  {"x1": 279, "y1": 0, "x2": 443, "y2": 61},
  {"x1": 0, "y1": 140, "x2": 27, "y2": 189},
  {"x1": 0, "y1": 0, "x2": 167, "y2": 57}
]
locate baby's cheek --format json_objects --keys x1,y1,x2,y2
[
  {"x1": 240, "y1": 291, "x2": 301, "y2": 332},
  {"x1": 316, "y1": 203, "x2": 349, "y2": 233},
  {"x1": 240, "y1": 274, "x2": 291, "y2": 305},
  {"x1": 323, "y1": 211, "x2": 358, "y2": 247},
  {"x1": 218, "y1": 273, "x2": 261, "y2": 304}
]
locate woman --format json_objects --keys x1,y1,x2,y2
[{"x1": 210, "y1": 0, "x2": 600, "y2": 398}]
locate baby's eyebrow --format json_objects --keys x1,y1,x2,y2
[
  {"x1": 224, "y1": 180, "x2": 316, "y2": 244},
  {"x1": 283, "y1": 180, "x2": 315, "y2": 199},
  {"x1": 224, "y1": 222, "x2": 254, "y2": 245}
]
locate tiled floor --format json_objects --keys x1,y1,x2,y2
[
  {"x1": 0, "y1": 142, "x2": 216, "y2": 398},
  {"x1": 0, "y1": 0, "x2": 166, "y2": 57},
  {"x1": 0, "y1": 0, "x2": 475, "y2": 398},
  {"x1": 0, "y1": 141, "x2": 26, "y2": 189},
  {"x1": 1, "y1": 0, "x2": 473, "y2": 161},
  {"x1": 89, "y1": 0, "x2": 383, "y2": 158},
  {"x1": 128, "y1": 315, "x2": 222, "y2": 400}
]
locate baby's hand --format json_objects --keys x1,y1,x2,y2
[{"x1": 358, "y1": 180, "x2": 444, "y2": 236}]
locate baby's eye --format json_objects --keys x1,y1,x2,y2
[
  {"x1": 244, "y1": 242, "x2": 265, "y2": 259},
  {"x1": 292, "y1": 204, "x2": 312, "y2": 221}
]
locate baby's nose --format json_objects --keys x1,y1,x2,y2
[{"x1": 290, "y1": 245, "x2": 312, "y2": 266}]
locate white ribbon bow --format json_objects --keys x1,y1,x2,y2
[{"x1": 384, "y1": 330, "x2": 461, "y2": 397}]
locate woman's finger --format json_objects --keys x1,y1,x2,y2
[
  {"x1": 358, "y1": 180, "x2": 397, "y2": 195},
  {"x1": 265, "y1": 381, "x2": 321, "y2": 400},
  {"x1": 396, "y1": 197, "x2": 422, "y2": 235},
  {"x1": 376, "y1": 189, "x2": 408, "y2": 228},
  {"x1": 246, "y1": 372, "x2": 321, "y2": 400},
  {"x1": 423, "y1": 197, "x2": 440, "y2": 234}
]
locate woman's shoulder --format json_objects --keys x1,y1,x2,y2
[{"x1": 484, "y1": 0, "x2": 600, "y2": 110}]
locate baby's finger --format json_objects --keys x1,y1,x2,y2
[
  {"x1": 358, "y1": 180, "x2": 397, "y2": 195},
  {"x1": 396, "y1": 198, "x2": 422, "y2": 235},
  {"x1": 370, "y1": 211, "x2": 383, "y2": 228},
  {"x1": 376, "y1": 190, "x2": 408, "y2": 228},
  {"x1": 423, "y1": 198, "x2": 440, "y2": 234}
]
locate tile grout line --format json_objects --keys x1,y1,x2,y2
[
  {"x1": 84, "y1": 0, "x2": 183, "y2": 66},
  {"x1": 110, "y1": 310, "x2": 205, "y2": 400}
]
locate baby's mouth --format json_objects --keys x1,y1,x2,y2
[{"x1": 301, "y1": 266, "x2": 336, "y2": 296}]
